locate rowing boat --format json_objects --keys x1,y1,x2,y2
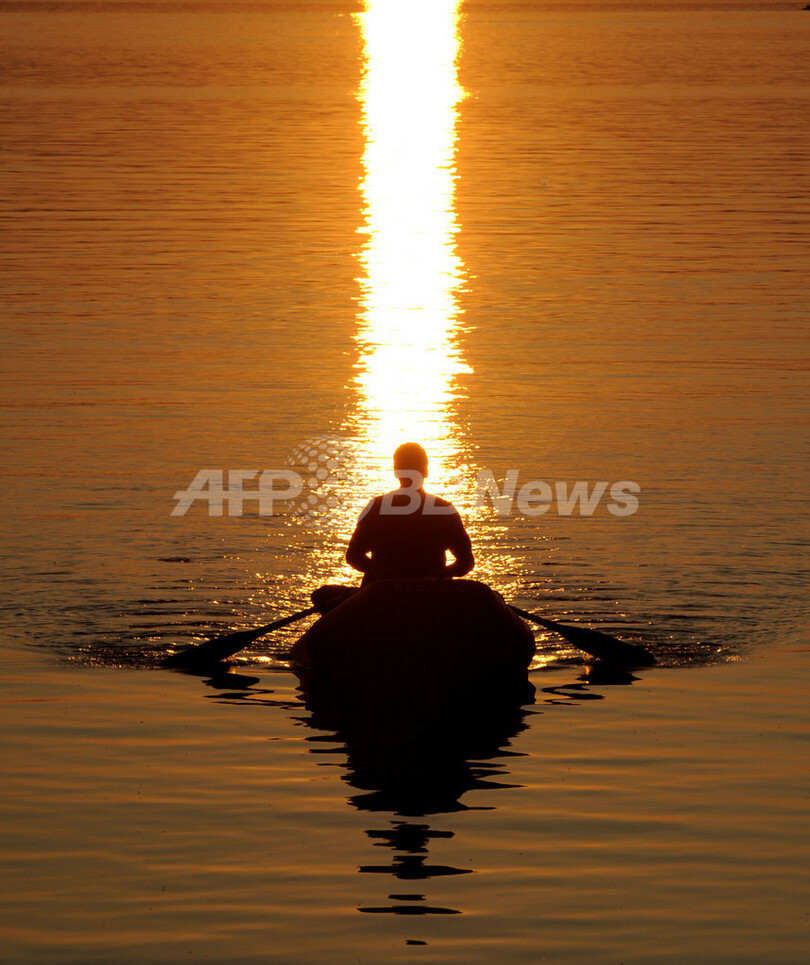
[
  {"x1": 289, "y1": 579, "x2": 536, "y2": 697},
  {"x1": 162, "y1": 575, "x2": 654, "y2": 673}
]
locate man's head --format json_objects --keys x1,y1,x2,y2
[{"x1": 393, "y1": 442, "x2": 428, "y2": 485}]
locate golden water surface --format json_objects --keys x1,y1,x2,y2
[{"x1": 0, "y1": 1, "x2": 808, "y2": 962}]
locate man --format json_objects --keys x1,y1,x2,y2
[{"x1": 346, "y1": 442, "x2": 474, "y2": 584}]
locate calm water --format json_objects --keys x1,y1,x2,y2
[
  {"x1": 0, "y1": 0, "x2": 808, "y2": 961},
  {"x1": 2, "y1": 645, "x2": 808, "y2": 964}
]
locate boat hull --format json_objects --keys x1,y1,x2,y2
[{"x1": 290, "y1": 579, "x2": 536, "y2": 696}]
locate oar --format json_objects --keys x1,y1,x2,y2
[
  {"x1": 510, "y1": 605, "x2": 655, "y2": 666},
  {"x1": 161, "y1": 607, "x2": 316, "y2": 669}
]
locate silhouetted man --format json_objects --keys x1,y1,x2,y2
[{"x1": 346, "y1": 442, "x2": 474, "y2": 584}]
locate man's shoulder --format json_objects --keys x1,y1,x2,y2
[
  {"x1": 357, "y1": 494, "x2": 385, "y2": 519},
  {"x1": 358, "y1": 490, "x2": 462, "y2": 519},
  {"x1": 423, "y1": 493, "x2": 463, "y2": 518}
]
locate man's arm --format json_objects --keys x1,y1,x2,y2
[
  {"x1": 347, "y1": 533, "x2": 400, "y2": 582},
  {"x1": 444, "y1": 511, "x2": 474, "y2": 577},
  {"x1": 346, "y1": 498, "x2": 383, "y2": 577},
  {"x1": 346, "y1": 512, "x2": 372, "y2": 575}
]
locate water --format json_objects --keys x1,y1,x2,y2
[{"x1": 0, "y1": 1, "x2": 808, "y2": 962}]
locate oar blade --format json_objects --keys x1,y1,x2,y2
[
  {"x1": 540, "y1": 617, "x2": 655, "y2": 666},
  {"x1": 511, "y1": 606, "x2": 655, "y2": 666},
  {"x1": 161, "y1": 627, "x2": 264, "y2": 669}
]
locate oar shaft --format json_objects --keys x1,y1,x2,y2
[
  {"x1": 510, "y1": 605, "x2": 554, "y2": 630},
  {"x1": 250, "y1": 607, "x2": 317, "y2": 637},
  {"x1": 162, "y1": 606, "x2": 316, "y2": 668}
]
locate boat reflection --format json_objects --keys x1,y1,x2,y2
[
  {"x1": 357, "y1": 823, "x2": 467, "y2": 917},
  {"x1": 297, "y1": 668, "x2": 534, "y2": 916},
  {"x1": 191, "y1": 658, "x2": 648, "y2": 917}
]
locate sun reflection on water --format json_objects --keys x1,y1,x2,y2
[
  {"x1": 350, "y1": 0, "x2": 470, "y2": 494},
  {"x1": 285, "y1": 0, "x2": 484, "y2": 590}
]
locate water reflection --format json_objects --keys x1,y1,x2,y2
[
  {"x1": 358, "y1": 823, "x2": 467, "y2": 916},
  {"x1": 350, "y1": 0, "x2": 470, "y2": 495},
  {"x1": 280, "y1": 0, "x2": 473, "y2": 590},
  {"x1": 298, "y1": 667, "x2": 533, "y2": 916},
  {"x1": 191, "y1": 659, "x2": 649, "y2": 918}
]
